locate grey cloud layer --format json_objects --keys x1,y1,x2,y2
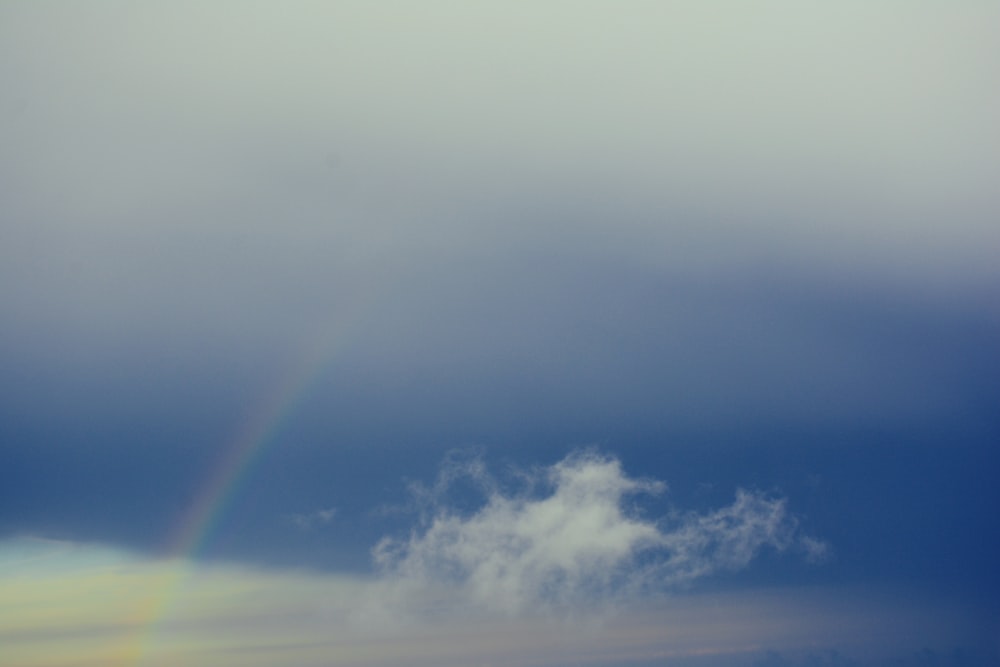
[
  {"x1": 3, "y1": 2, "x2": 998, "y2": 269},
  {"x1": 3, "y1": 3, "x2": 997, "y2": 370},
  {"x1": 1, "y1": 1, "x2": 996, "y2": 526}
]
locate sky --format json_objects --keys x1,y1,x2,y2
[{"x1": 1, "y1": 2, "x2": 999, "y2": 666}]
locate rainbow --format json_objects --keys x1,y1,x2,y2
[
  {"x1": 163, "y1": 335, "x2": 333, "y2": 561},
  {"x1": 113, "y1": 312, "x2": 370, "y2": 666}
]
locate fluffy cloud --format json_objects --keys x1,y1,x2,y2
[{"x1": 373, "y1": 450, "x2": 823, "y2": 615}]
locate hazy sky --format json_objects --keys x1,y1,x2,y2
[{"x1": 1, "y1": 3, "x2": 998, "y2": 667}]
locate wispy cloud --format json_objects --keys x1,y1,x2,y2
[
  {"x1": 289, "y1": 506, "x2": 337, "y2": 530},
  {"x1": 373, "y1": 450, "x2": 824, "y2": 615}
]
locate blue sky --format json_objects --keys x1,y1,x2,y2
[{"x1": 1, "y1": 3, "x2": 998, "y2": 666}]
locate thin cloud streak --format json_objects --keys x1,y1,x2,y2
[
  {"x1": 0, "y1": 537, "x2": 986, "y2": 667},
  {"x1": 290, "y1": 507, "x2": 337, "y2": 530}
]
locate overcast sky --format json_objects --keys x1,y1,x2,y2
[{"x1": 1, "y1": 3, "x2": 998, "y2": 667}]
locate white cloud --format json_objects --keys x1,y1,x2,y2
[
  {"x1": 799, "y1": 535, "x2": 833, "y2": 564},
  {"x1": 290, "y1": 506, "x2": 337, "y2": 530},
  {"x1": 373, "y1": 450, "x2": 823, "y2": 616}
]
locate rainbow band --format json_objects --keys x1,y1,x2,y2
[
  {"x1": 166, "y1": 342, "x2": 328, "y2": 560},
  {"x1": 114, "y1": 302, "x2": 374, "y2": 666}
]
